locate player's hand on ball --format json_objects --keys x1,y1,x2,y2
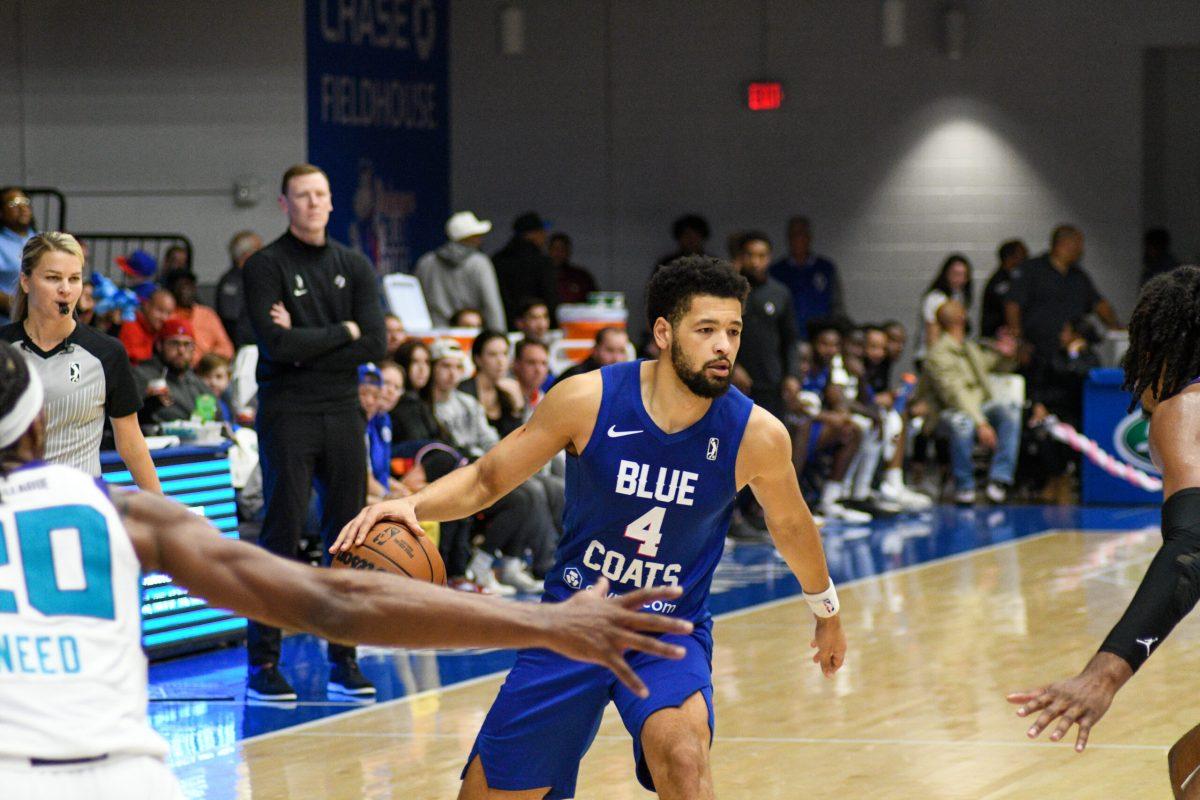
[
  {"x1": 331, "y1": 498, "x2": 424, "y2": 554},
  {"x1": 811, "y1": 615, "x2": 846, "y2": 678},
  {"x1": 542, "y1": 578, "x2": 693, "y2": 698},
  {"x1": 1006, "y1": 652, "x2": 1132, "y2": 752}
]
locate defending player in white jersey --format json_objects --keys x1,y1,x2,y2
[{"x1": 0, "y1": 341, "x2": 692, "y2": 799}]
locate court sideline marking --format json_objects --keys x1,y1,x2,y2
[{"x1": 240, "y1": 527, "x2": 1068, "y2": 746}]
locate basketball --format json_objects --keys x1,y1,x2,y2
[{"x1": 332, "y1": 521, "x2": 447, "y2": 586}]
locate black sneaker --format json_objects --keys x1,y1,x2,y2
[
  {"x1": 328, "y1": 660, "x2": 376, "y2": 697},
  {"x1": 246, "y1": 664, "x2": 297, "y2": 701}
]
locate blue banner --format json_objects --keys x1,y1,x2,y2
[{"x1": 306, "y1": 0, "x2": 449, "y2": 275}]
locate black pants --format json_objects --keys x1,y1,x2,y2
[{"x1": 247, "y1": 403, "x2": 366, "y2": 667}]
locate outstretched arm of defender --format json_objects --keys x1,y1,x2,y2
[
  {"x1": 332, "y1": 372, "x2": 601, "y2": 552},
  {"x1": 740, "y1": 407, "x2": 847, "y2": 677},
  {"x1": 115, "y1": 487, "x2": 691, "y2": 696}
]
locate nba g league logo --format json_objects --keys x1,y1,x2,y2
[
  {"x1": 706, "y1": 438, "x2": 719, "y2": 461},
  {"x1": 1113, "y1": 412, "x2": 1157, "y2": 476}
]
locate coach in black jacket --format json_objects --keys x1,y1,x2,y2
[{"x1": 240, "y1": 164, "x2": 386, "y2": 701}]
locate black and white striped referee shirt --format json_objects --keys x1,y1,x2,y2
[{"x1": 1, "y1": 321, "x2": 141, "y2": 476}]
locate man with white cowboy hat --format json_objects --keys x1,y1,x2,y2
[{"x1": 414, "y1": 211, "x2": 507, "y2": 331}]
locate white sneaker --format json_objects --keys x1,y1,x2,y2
[
  {"x1": 878, "y1": 482, "x2": 933, "y2": 511},
  {"x1": 954, "y1": 488, "x2": 976, "y2": 506},
  {"x1": 985, "y1": 482, "x2": 1008, "y2": 504},
  {"x1": 467, "y1": 551, "x2": 517, "y2": 597},
  {"x1": 822, "y1": 502, "x2": 873, "y2": 523},
  {"x1": 498, "y1": 558, "x2": 545, "y2": 594}
]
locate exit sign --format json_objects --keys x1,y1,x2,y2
[{"x1": 747, "y1": 82, "x2": 783, "y2": 111}]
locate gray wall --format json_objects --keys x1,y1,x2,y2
[{"x1": 3, "y1": 0, "x2": 1199, "y2": 338}]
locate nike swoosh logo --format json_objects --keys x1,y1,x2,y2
[
  {"x1": 607, "y1": 425, "x2": 643, "y2": 438},
  {"x1": 293, "y1": 288, "x2": 308, "y2": 296}
]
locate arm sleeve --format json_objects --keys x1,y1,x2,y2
[
  {"x1": 242, "y1": 251, "x2": 353, "y2": 364},
  {"x1": 102, "y1": 341, "x2": 143, "y2": 418},
  {"x1": 476, "y1": 257, "x2": 508, "y2": 332},
  {"x1": 1099, "y1": 488, "x2": 1200, "y2": 672},
  {"x1": 302, "y1": 255, "x2": 387, "y2": 371}
]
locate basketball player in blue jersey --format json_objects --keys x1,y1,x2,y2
[
  {"x1": 0, "y1": 341, "x2": 693, "y2": 799},
  {"x1": 337, "y1": 256, "x2": 847, "y2": 800}
]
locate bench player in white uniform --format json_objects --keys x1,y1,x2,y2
[{"x1": 0, "y1": 341, "x2": 693, "y2": 799}]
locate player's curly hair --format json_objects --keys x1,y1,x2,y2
[
  {"x1": 1122, "y1": 265, "x2": 1200, "y2": 411},
  {"x1": 645, "y1": 255, "x2": 749, "y2": 329},
  {"x1": 0, "y1": 341, "x2": 33, "y2": 480}
]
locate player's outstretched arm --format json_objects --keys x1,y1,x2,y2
[
  {"x1": 116, "y1": 487, "x2": 685, "y2": 696},
  {"x1": 331, "y1": 372, "x2": 602, "y2": 553},
  {"x1": 739, "y1": 407, "x2": 846, "y2": 677}
]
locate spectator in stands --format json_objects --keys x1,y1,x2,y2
[
  {"x1": 788, "y1": 320, "x2": 869, "y2": 522},
  {"x1": 549, "y1": 232, "x2": 598, "y2": 304},
  {"x1": 358, "y1": 362, "x2": 405, "y2": 504},
  {"x1": 450, "y1": 307, "x2": 484, "y2": 328},
  {"x1": 980, "y1": 239, "x2": 1027, "y2": 338},
  {"x1": 414, "y1": 211, "x2": 506, "y2": 331},
  {"x1": 511, "y1": 338, "x2": 551, "y2": 413},
  {"x1": 1, "y1": 232, "x2": 160, "y2": 492},
  {"x1": 392, "y1": 340, "x2": 444, "y2": 442},
  {"x1": 197, "y1": 353, "x2": 234, "y2": 425},
  {"x1": 554, "y1": 326, "x2": 630, "y2": 384},
  {"x1": 656, "y1": 213, "x2": 711, "y2": 269},
  {"x1": 216, "y1": 230, "x2": 262, "y2": 348},
  {"x1": 120, "y1": 287, "x2": 176, "y2": 365},
  {"x1": 76, "y1": 278, "x2": 96, "y2": 327},
  {"x1": 730, "y1": 230, "x2": 798, "y2": 419},
  {"x1": 383, "y1": 313, "x2": 407, "y2": 357},
  {"x1": 1005, "y1": 225, "x2": 1120, "y2": 373},
  {"x1": 915, "y1": 254, "x2": 973, "y2": 364},
  {"x1": 163, "y1": 267, "x2": 234, "y2": 365},
  {"x1": 515, "y1": 297, "x2": 551, "y2": 342},
  {"x1": 921, "y1": 300, "x2": 1020, "y2": 505},
  {"x1": 883, "y1": 320, "x2": 907, "y2": 369},
  {"x1": 459, "y1": 330, "x2": 525, "y2": 437},
  {"x1": 132, "y1": 318, "x2": 212, "y2": 427},
  {"x1": 1139, "y1": 227, "x2": 1179, "y2": 287},
  {"x1": 422, "y1": 339, "x2": 550, "y2": 593},
  {"x1": 769, "y1": 216, "x2": 845, "y2": 334},
  {"x1": 493, "y1": 212, "x2": 558, "y2": 330},
  {"x1": 0, "y1": 187, "x2": 36, "y2": 324},
  {"x1": 241, "y1": 163, "x2": 386, "y2": 700},
  {"x1": 161, "y1": 245, "x2": 189, "y2": 273}
]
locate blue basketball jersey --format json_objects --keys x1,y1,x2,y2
[{"x1": 544, "y1": 360, "x2": 754, "y2": 624}]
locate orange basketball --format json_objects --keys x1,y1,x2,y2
[{"x1": 331, "y1": 521, "x2": 447, "y2": 586}]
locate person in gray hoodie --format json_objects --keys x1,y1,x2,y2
[{"x1": 415, "y1": 211, "x2": 507, "y2": 330}]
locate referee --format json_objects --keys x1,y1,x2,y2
[
  {"x1": 0, "y1": 232, "x2": 160, "y2": 491},
  {"x1": 242, "y1": 164, "x2": 385, "y2": 701}
]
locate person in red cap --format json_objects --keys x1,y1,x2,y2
[
  {"x1": 131, "y1": 316, "x2": 211, "y2": 426},
  {"x1": 119, "y1": 287, "x2": 176, "y2": 365}
]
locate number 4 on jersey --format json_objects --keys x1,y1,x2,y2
[{"x1": 623, "y1": 506, "x2": 665, "y2": 558}]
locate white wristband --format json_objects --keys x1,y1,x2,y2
[{"x1": 804, "y1": 583, "x2": 840, "y2": 618}]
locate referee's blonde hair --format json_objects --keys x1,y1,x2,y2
[{"x1": 14, "y1": 232, "x2": 85, "y2": 322}]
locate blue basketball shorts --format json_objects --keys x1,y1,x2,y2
[{"x1": 463, "y1": 621, "x2": 714, "y2": 799}]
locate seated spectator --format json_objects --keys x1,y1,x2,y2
[
  {"x1": 515, "y1": 297, "x2": 551, "y2": 342},
  {"x1": 384, "y1": 313, "x2": 407, "y2": 357},
  {"x1": 549, "y1": 232, "x2": 598, "y2": 304},
  {"x1": 493, "y1": 212, "x2": 558, "y2": 329},
  {"x1": 459, "y1": 331, "x2": 525, "y2": 437},
  {"x1": 197, "y1": 353, "x2": 234, "y2": 425},
  {"x1": 920, "y1": 300, "x2": 1020, "y2": 505},
  {"x1": 1140, "y1": 227, "x2": 1179, "y2": 287},
  {"x1": 163, "y1": 267, "x2": 234, "y2": 365},
  {"x1": 512, "y1": 338, "x2": 551, "y2": 414},
  {"x1": 655, "y1": 213, "x2": 710, "y2": 269},
  {"x1": 883, "y1": 319, "x2": 907, "y2": 370},
  {"x1": 414, "y1": 210, "x2": 506, "y2": 330},
  {"x1": 132, "y1": 318, "x2": 212, "y2": 426},
  {"x1": 358, "y1": 362, "x2": 405, "y2": 504},
  {"x1": 0, "y1": 186, "x2": 36, "y2": 324},
  {"x1": 785, "y1": 321, "x2": 870, "y2": 523},
  {"x1": 216, "y1": 230, "x2": 263, "y2": 348},
  {"x1": 116, "y1": 248, "x2": 159, "y2": 286},
  {"x1": 553, "y1": 326, "x2": 629, "y2": 385},
  {"x1": 915, "y1": 254, "x2": 972, "y2": 364},
  {"x1": 120, "y1": 287, "x2": 177, "y2": 364},
  {"x1": 161, "y1": 244, "x2": 189, "y2": 273},
  {"x1": 76, "y1": 279, "x2": 96, "y2": 327},
  {"x1": 450, "y1": 307, "x2": 484, "y2": 328},
  {"x1": 980, "y1": 239, "x2": 1027, "y2": 338},
  {"x1": 422, "y1": 339, "x2": 554, "y2": 593},
  {"x1": 392, "y1": 340, "x2": 446, "y2": 442},
  {"x1": 769, "y1": 216, "x2": 846, "y2": 335}
]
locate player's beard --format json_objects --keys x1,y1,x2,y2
[{"x1": 669, "y1": 339, "x2": 731, "y2": 398}]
